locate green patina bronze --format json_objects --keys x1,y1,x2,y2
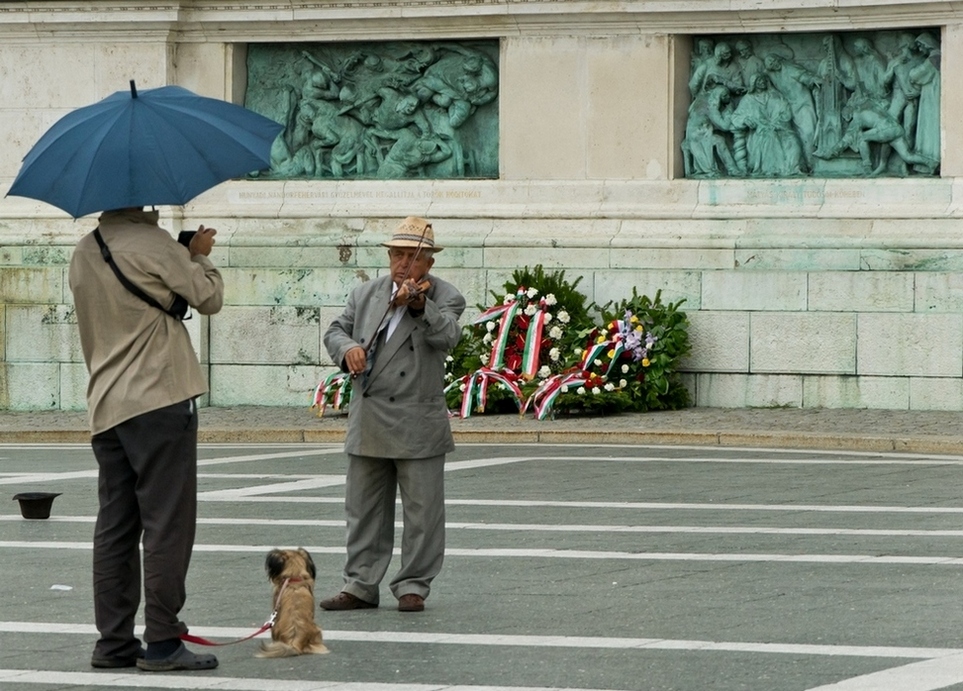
[
  {"x1": 683, "y1": 30, "x2": 940, "y2": 179},
  {"x1": 245, "y1": 41, "x2": 498, "y2": 180}
]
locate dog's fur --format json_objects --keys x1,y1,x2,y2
[{"x1": 255, "y1": 548, "x2": 330, "y2": 658}]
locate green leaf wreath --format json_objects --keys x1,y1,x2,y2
[{"x1": 445, "y1": 267, "x2": 691, "y2": 418}]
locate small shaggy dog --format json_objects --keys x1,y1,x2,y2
[{"x1": 255, "y1": 548, "x2": 330, "y2": 658}]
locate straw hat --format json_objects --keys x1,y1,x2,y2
[{"x1": 382, "y1": 216, "x2": 443, "y2": 252}]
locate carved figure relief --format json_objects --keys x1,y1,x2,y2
[
  {"x1": 682, "y1": 30, "x2": 941, "y2": 178},
  {"x1": 245, "y1": 41, "x2": 498, "y2": 180}
]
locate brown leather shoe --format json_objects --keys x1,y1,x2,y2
[
  {"x1": 398, "y1": 594, "x2": 425, "y2": 612},
  {"x1": 319, "y1": 592, "x2": 377, "y2": 611}
]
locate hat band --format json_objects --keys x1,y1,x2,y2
[{"x1": 390, "y1": 233, "x2": 435, "y2": 247}]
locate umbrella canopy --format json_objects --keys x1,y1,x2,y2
[{"x1": 7, "y1": 81, "x2": 283, "y2": 219}]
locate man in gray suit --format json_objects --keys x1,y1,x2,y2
[{"x1": 321, "y1": 216, "x2": 466, "y2": 612}]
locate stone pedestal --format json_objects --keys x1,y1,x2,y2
[{"x1": 1, "y1": 0, "x2": 961, "y2": 411}]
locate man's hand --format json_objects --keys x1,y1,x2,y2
[
  {"x1": 189, "y1": 225, "x2": 217, "y2": 257},
  {"x1": 393, "y1": 279, "x2": 430, "y2": 310},
  {"x1": 344, "y1": 346, "x2": 367, "y2": 376}
]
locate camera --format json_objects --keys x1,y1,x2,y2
[{"x1": 177, "y1": 230, "x2": 196, "y2": 248}]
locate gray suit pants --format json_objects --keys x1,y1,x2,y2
[
  {"x1": 341, "y1": 453, "x2": 446, "y2": 604},
  {"x1": 90, "y1": 399, "x2": 198, "y2": 658}
]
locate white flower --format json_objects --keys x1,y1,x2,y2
[
  {"x1": 591, "y1": 386, "x2": 601, "y2": 395},
  {"x1": 549, "y1": 348, "x2": 560, "y2": 362},
  {"x1": 483, "y1": 334, "x2": 493, "y2": 345},
  {"x1": 486, "y1": 320, "x2": 496, "y2": 332},
  {"x1": 526, "y1": 287, "x2": 539, "y2": 299},
  {"x1": 445, "y1": 373, "x2": 454, "y2": 381},
  {"x1": 577, "y1": 386, "x2": 586, "y2": 395},
  {"x1": 619, "y1": 379, "x2": 628, "y2": 388},
  {"x1": 594, "y1": 359, "x2": 602, "y2": 367},
  {"x1": 574, "y1": 347, "x2": 583, "y2": 355},
  {"x1": 604, "y1": 382, "x2": 615, "y2": 391},
  {"x1": 543, "y1": 312, "x2": 553, "y2": 324},
  {"x1": 538, "y1": 365, "x2": 551, "y2": 378},
  {"x1": 561, "y1": 385, "x2": 569, "y2": 393},
  {"x1": 557, "y1": 310, "x2": 570, "y2": 324},
  {"x1": 459, "y1": 384, "x2": 466, "y2": 392},
  {"x1": 545, "y1": 294, "x2": 557, "y2": 306},
  {"x1": 549, "y1": 326, "x2": 563, "y2": 339},
  {"x1": 504, "y1": 294, "x2": 514, "y2": 304},
  {"x1": 479, "y1": 355, "x2": 487, "y2": 363},
  {"x1": 621, "y1": 364, "x2": 629, "y2": 374},
  {"x1": 445, "y1": 355, "x2": 454, "y2": 362},
  {"x1": 524, "y1": 304, "x2": 537, "y2": 316}
]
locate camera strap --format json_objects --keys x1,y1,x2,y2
[{"x1": 92, "y1": 227, "x2": 190, "y2": 321}]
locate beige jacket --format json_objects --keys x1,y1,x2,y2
[{"x1": 69, "y1": 209, "x2": 223, "y2": 434}]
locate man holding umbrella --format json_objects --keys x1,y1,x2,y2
[
  {"x1": 70, "y1": 209, "x2": 223, "y2": 671},
  {"x1": 6, "y1": 82, "x2": 283, "y2": 672}
]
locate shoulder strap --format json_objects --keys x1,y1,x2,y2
[{"x1": 92, "y1": 227, "x2": 189, "y2": 320}]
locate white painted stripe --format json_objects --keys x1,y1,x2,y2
[
  {"x1": 3, "y1": 541, "x2": 963, "y2": 565},
  {"x1": 450, "y1": 444, "x2": 963, "y2": 461},
  {"x1": 0, "y1": 470, "x2": 95, "y2": 485},
  {"x1": 8, "y1": 514, "x2": 963, "y2": 538},
  {"x1": 193, "y1": 495, "x2": 963, "y2": 514},
  {"x1": 447, "y1": 523, "x2": 963, "y2": 537},
  {"x1": 486, "y1": 455, "x2": 963, "y2": 466},
  {"x1": 197, "y1": 449, "x2": 342, "y2": 467},
  {"x1": 0, "y1": 472, "x2": 320, "y2": 480},
  {"x1": 199, "y1": 495, "x2": 344, "y2": 503},
  {"x1": 2, "y1": 441, "x2": 962, "y2": 463},
  {"x1": 196, "y1": 474, "x2": 325, "y2": 479},
  {"x1": 0, "y1": 445, "x2": 91, "y2": 450},
  {"x1": 0, "y1": 669, "x2": 615, "y2": 691},
  {"x1": 803, "y1": 651, "x2": 963, "y2": 690},
  {"x1": 1, "y1": 622, "x2": 958, "y2": 660},
  {"x1": 197, "y1": 476, "x2": 346, "y2": 498},
  {"x1": 447, "y1": 499, "x2": 963, "y2": 513}
]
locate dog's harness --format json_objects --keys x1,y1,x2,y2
[{"x1": 180, "y1": 577, "x2": 303, "y2": 647}]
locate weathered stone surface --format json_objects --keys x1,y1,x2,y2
[
  {"x1": 694, "y1": 372, "x2": 803, "y2": 408},
  {"x1": 5, "y1": 305, "x2": 81, "y2": 362},
  {"x1": 802, "y1": 374, "x2": 910, "y2": 409},
  {"x1": 750, "y1": 312, "x2": 856, "y2": 374},
  {"x1": 210, "y1": 306, "x2": 322, "y2": 365},
  {"x1": 857, "y1": 313, "x2": 963, "y2": 377},
  {"x1": 809, "y1": 271, "x2": 915, "y2": 312},
  {"x1": 681, "y1": 311, "x2": 750, "y2": 373},
  {"x1": 701, "y1": 271, "x2": 807, "y2": 311}
]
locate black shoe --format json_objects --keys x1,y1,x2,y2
[
  {"x1": 91, "y1": 647, "x2": 145, "y2": 669},
  {"x1": 135, "y1": 643, "x2": 218, "y2": 672}
]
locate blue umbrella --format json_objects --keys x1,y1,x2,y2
[{"x1": 6, "y1": 81, "x2": 283, "y2": 219}]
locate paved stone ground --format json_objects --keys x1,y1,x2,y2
[
  {"x1": 4, "y1": 442, "x2": 963, "y2": 690},
  {"x1": 2, "y1": 406, "x2": 963, "y2": 455}
]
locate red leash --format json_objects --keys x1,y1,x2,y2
[{"x1": 179, "y1": 577, "x2": 299, "y2": 647}]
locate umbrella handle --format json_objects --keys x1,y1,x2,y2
[{"x1": 130, "y1": 80, "x2": 138, "y2": 99}]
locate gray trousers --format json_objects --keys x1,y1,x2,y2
[
  {"x1": 90, "y1": 399, "x2": 198, "y2": 658},
  {"x1": 341, "y1": 453, "x2": 446, "y2": 604}
]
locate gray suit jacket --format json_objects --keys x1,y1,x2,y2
[{"x1": 324, "y1": 273, "x2": 466, "y2": 459}]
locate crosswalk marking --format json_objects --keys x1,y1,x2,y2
[
  {"x1": 2, "y1": 541, "x2": 963, "y2": 566},
  {"x1": 0, "y1": 621, "x2": 959, "y2": 659},
  {"x1": 6, "y1": 514, "x2": 963, "y2": 538}
]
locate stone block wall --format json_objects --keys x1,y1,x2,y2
[{"x1": 1, "y1": 0, "x2": 962, "y2": 412}]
